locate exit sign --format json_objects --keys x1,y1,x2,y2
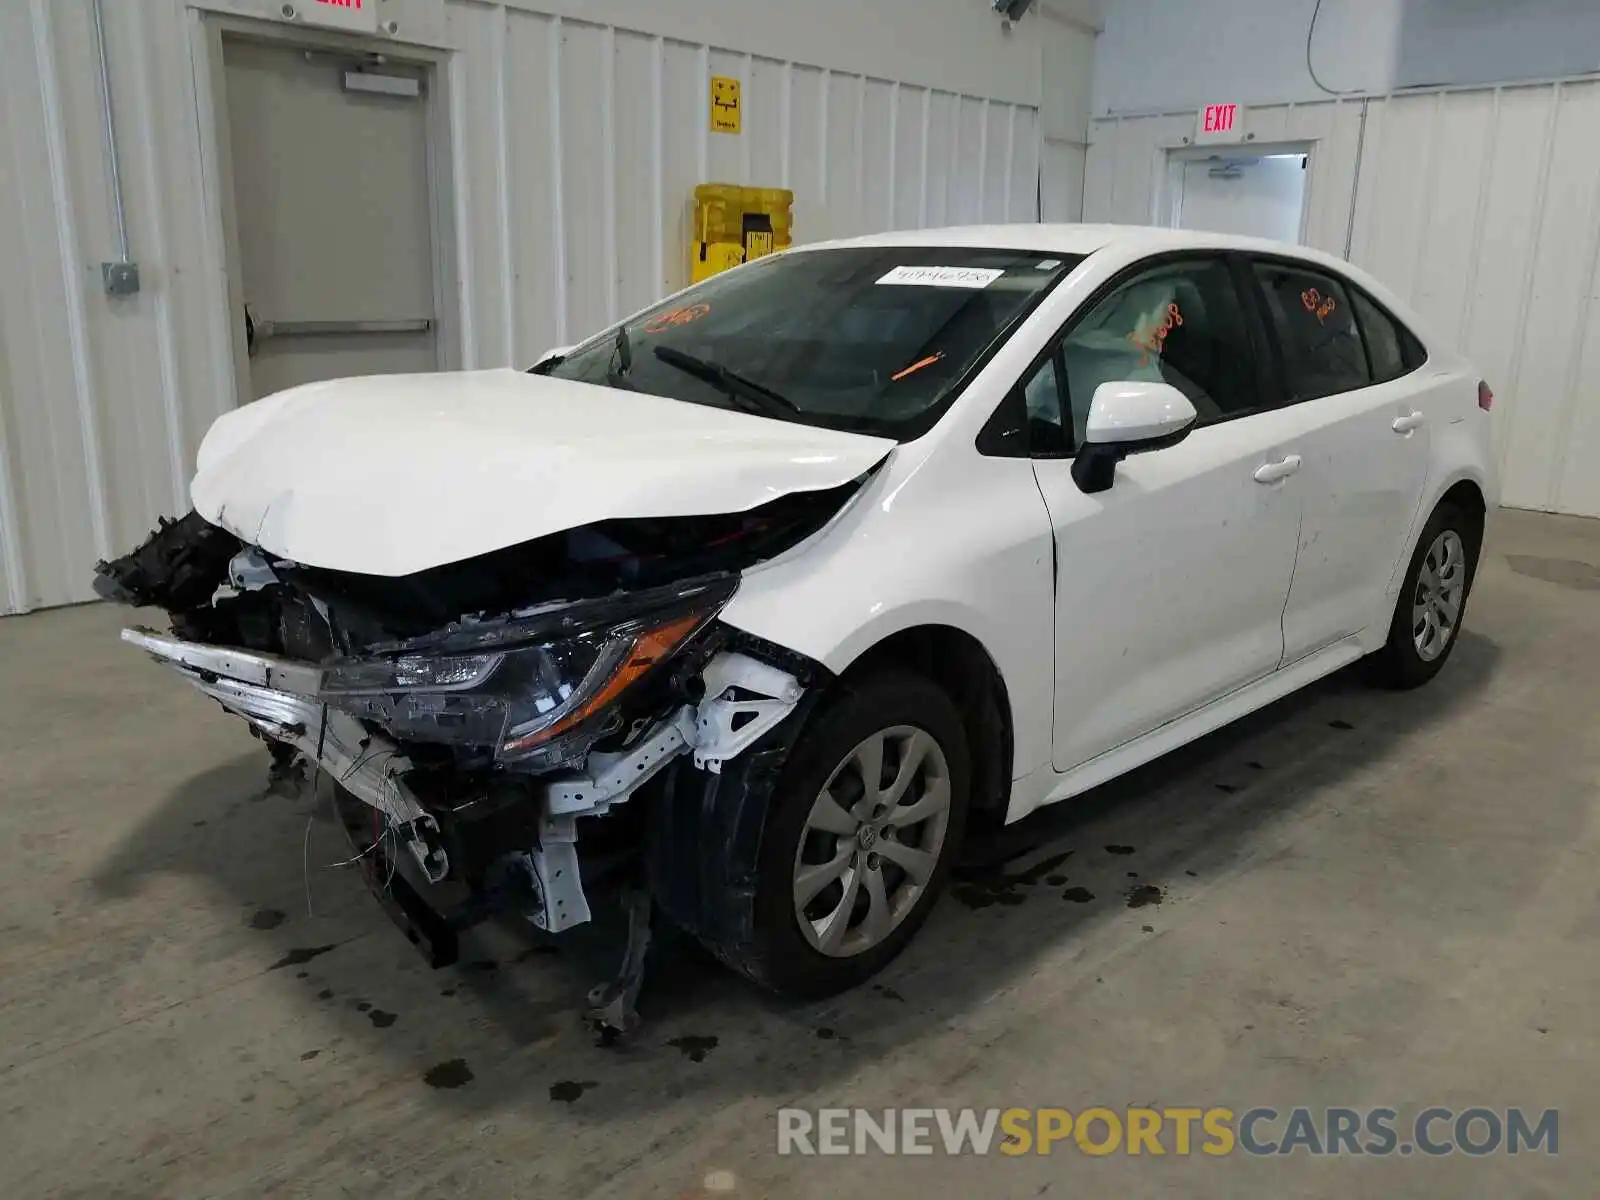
[
  {"x1": 1196, "y1": 102, "x2": 1241, "y2": 144},
  {"x1": 301, "y1": 0, "x2": 380, "y2": 33}
]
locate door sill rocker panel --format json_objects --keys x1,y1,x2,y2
[{"x1": 1014, "y1": 636, "x2": 1366, "y2": 821}]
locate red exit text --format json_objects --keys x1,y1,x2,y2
[{"x1": 1202, "y1": 103, "x2": 1238, "y2": 134}]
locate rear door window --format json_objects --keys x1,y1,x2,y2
[{"x1": 1251, "y1": 260, "x2": 1372, "y2": 401}]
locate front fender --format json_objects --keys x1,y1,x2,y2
[{"x1": 719, "y1": 452, "x2": 1058, "y2": 781}]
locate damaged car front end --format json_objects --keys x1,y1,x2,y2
[{"x1": 96, "y1": 487, "x2": 842, "y2": 1029}]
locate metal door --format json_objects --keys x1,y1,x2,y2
[{"x1": 222, "y1": 37, "x2": 437, "y2": 399}]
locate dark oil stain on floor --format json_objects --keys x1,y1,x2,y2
[
  {"x1": 1215, "y1": 783, "x2": 1240, "y2": 794},
  {"x1": 1105, "y1": 845, "x2": 1136, "y2": 856},
  {"x1": 1126, "y1": 884, "x2": 1164, "y2": 909},
  {"x1": 816, "y1": 1027, "x2": 838, "y2": 1040},
  {"x1": 1328, "y1": 719, "x2": 1354, "y2": 731},
  {"x1": 667, "y1": 1035, "x2": 719, "y2": 1063},
  {"x1": 440, "y1": 987, "x2": 457, "y2": 997},
  {"x1": 353, "y1": 1001, "x2": 371, "y2": 1013},
  {"x1": 1141, "y1": 925, "x2": 1154, "y2": 933},
  {"x1": 872, "y1": 984, "x2": 905, "y2": 1002},
  {"x1": 247, "y1": 908, "x2": 286, "y2": 930},
  {"x1": 424, "y1": 1059, "x2": 474, "y2": 1089},
  {"x1": 952, "y1": 850, "x2": 1074, "y2": 909},
  {"x1": 267, "y1": 945, "x2": 336, "y2": 971},
  {"x1": 1045, "y1": 874, "x2": 1068, "y2": 886},
  {"x1": 1061, "y1": 887, "x2": 1095, "y2": 903},
  {"x1": 317, "y1": 989, "x2": 334, "y2": 1000},
  {"x1": 1247, "y1": 761, "x2": 1264, "y2": 770},
  {"x1": 299, "y1": 1049, "x2": 320, "y2": 1061},
  {"x1": 1185, "y1": 869, "x2": 1198, "y2": 877},
  {"x1": 1506, "y1": 554, "x2": 1600, "y2": 590},
  {"x1": 368, "y1": 1009, "x2": 397, "y2": 1028},
  {"x1": 549, "y1": 1079, "x2": 598, "y2": 1103}
]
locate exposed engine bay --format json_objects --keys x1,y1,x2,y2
[{"x1": 94, "y1": 486, "x2": 858, "y2": 1031}]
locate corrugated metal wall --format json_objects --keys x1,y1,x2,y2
[
  {"x1": 449, "y1": 1, "x2": 1046, "y2": 369},
  {"x1": 1084, "y1": 82, "x2": 1600, "y2": 519},
  {"x1": 0, "y1": 0, "x2": 1091, "y2": 616}
]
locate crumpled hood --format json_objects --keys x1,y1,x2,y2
[{"x1": 191, "y1": 369, "x2": 895, "y2": 577}]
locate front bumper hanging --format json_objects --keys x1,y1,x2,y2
[{"x1": 122, "y1": 626, "x2": 803, "y2": 948}]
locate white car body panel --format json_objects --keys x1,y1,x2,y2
[
  {"x1": 722, "y1": 227, "x2": 1499, "y2": 820},
  {"x1": 190, "y1": 368, "x2": 896, "y2": 576},
  {"x1": 1031, "y1": 407, "x2": 1306, "y2": 772},
  {"x1": 183, "y1": 223, "x2": 1501, "y2": 827}
]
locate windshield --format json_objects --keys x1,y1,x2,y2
[{"x1": 538, "y1": 246, "x2": 1083, "y2": 440}]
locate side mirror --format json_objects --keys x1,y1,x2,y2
[{"x1": 1072, "y1": 381, "x2": 1198, "y2": 494}]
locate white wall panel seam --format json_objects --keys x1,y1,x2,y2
[
  {"x1": 601, "y1": 25, "x2": 619, "y2": 325},
  {"x1": 1453, "y1": 87, "x2": 1501, "y2": 345},
  {"x1": 495, "y1": 6, "x2": 516, "y2": 362},
  {"x1": 886, "y1": 81, "x2": 899, "y2": 225},
  {"x1": 855, "y1": 74, "x2": 867, "y2": 226},
  {"x1": 123, "y1": 4, "x2": 188, "y2": 515},
  {"x1": 447, "y1": 47, "x2": 478, "y2": 365},
  {"x1": 548, "y1": 15, "x2": 569, "y2": 344},
  {"x1": 1495, "y1": 84, "x2": 1562, "y2": 477},
  {"x1": 740, "y1": 53, "x2": 754, "y2": 186},
  {"x1": 652, "y1": 35, "x2": 666, "y2": 293},
  {"x1": 918, "y1": 87, "x2": 931, "y2": 227},
  {"x1": 0, "y1": 390, "x2": 24, "y2": 613},
  {"x1": 1404, "y1": 94, "x2": 1445, "y2": 297},
  {"x1": 1545, "y1": 97, "x2": 1600, "y2": 503},
  {"x1": 181, "y1": 3, "x2": 239, "y2": 443},
  {"x1": 779, "y1": 60, "x2": 792, "y2": 189},
  {"x1": 972, "y1": 96, "x2": 985, "y2": 219},
  {"x1": 31, "y1": 0, "x2": 110, "y2": 563},
  {"x1": 816, "y1": 67, "x2": 829, "y2": 205}
]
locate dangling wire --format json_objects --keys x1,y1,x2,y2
[{"x1": 1307, "y1": 0, "x2": 1364, "y2": 97}]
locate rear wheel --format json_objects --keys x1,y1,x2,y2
[
  {"x1": 1366, "y1": 501, "x2": 1480, "y2": 689},
  {"x1": 705, "y1": 669, "x2": 970, "y2": 998}
]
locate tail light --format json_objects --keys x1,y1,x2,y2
[{"x1": 1478, "y1": 380, "x2": 1494, "y2": 411}]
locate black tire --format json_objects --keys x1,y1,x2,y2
[
  {"x1": 1365, "y1": 500, "x2": 1481, "y2": 689},
  {"x1": 700, "y1": 668, "x2": 971, "y2": 999}
]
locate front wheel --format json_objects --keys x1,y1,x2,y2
[
  {"x1": 1366, "y1": 501, "x2": 1480, "y2": 689},
  {"x1": 705, "y1": 669, "x2": 971, "y2": 998}
]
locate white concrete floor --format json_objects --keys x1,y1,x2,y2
[{"x1": 1, "y1": 508, "x2": 1596, "y2": 1198}]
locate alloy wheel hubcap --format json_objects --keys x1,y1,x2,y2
[
  {"x1": 792, "y1": 725, "x2": 952, "y2": 958},
  {"x1": 1413, "y1": 529, "x2": 1466, "y2": 662}
]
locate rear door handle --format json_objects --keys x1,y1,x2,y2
[
  {"x1": 1392, "y1": 412, "x2": 1426, "y2": 433},
  {"x1": 1253, "y1": 454, "x2": 1302, "y2": 484}
]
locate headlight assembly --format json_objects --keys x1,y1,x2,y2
[{"x1": 318, "y1": 578, "x2": 734, "y2": 766}]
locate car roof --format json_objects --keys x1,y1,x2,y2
[{"x1": 799, "y1": 222, "x2": 1342, "y2": 264}]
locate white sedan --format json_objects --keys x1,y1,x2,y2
[{"x1": 99, "y1": 225, "x2": 1498, "y2": 1014}]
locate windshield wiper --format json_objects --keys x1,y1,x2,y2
[
  {"x1": 605, "y1": 325, "x2": 638, "y2": 390},
  {"x1": 652, "y1": 345, "x2": 801, "y2": 420}
]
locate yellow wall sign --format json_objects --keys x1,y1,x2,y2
[{"x1": 710, "y1": 75, "x2": 742, "y2": 134}]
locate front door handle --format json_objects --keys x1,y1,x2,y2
[
  {"x1": 1392, "y1": 412, "x2": 1426, "y2": 434},
  {"x1": 1253, "y1": 454, "x2": 1302, "y2": 484}
]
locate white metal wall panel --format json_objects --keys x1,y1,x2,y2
[
  {"x1": 1082, "y1": 84, "x2": 1600, "y2": 517},
  {"x1": 451, "y1": 0, "x2": 1051, "y2": 368},
  {"x1": 0, "y1": 0, "x2": 1096, "y2": 615},
  {"x1": 1084, "y1": 101, "x2": 1364, "y2": 254}
]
